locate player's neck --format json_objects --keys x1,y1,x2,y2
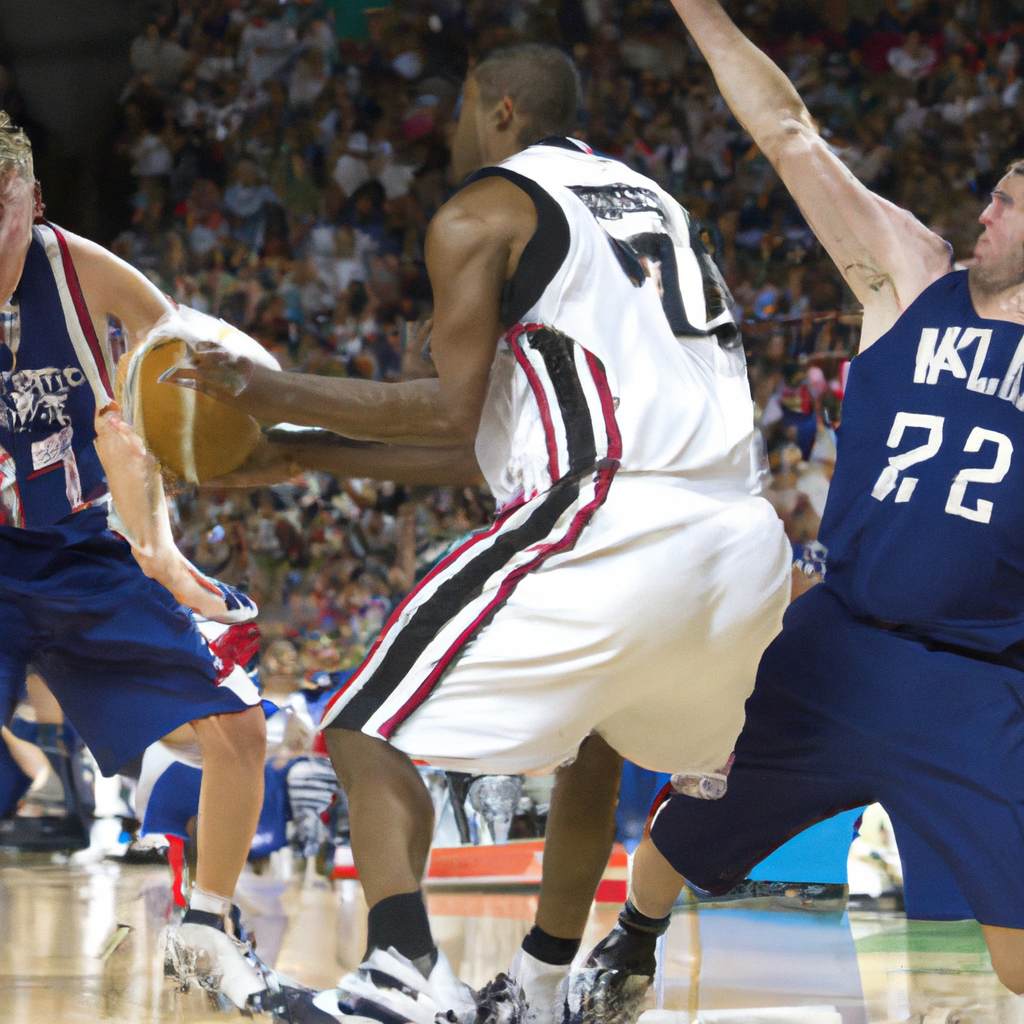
[{"x1": 967, "y1": 268, "x2": 1024, "y2": 324}]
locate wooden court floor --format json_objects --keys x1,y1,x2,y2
[{"x1": 1, "y1": 844, "x2": 1022, "y2": 1024}]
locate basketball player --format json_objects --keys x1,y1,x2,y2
[
  {"x1": 168, "y1": 44, "x2": 791, "y2": 1022},
  {"x1": 0, "y1": 115, "x2": 285, "y2": 1014},
  {"x1": 571, "y1": 0, "x2": 1024, "y2": 1012}
]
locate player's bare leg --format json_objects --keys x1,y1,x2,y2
[
  {"x1": 980, "y1": 926, "x2": 1024, "y2": 994},
  {"x1": 509, "y1": 734, "x2": 623, "y2": 1023},
  {"x1": 164, "y1": 707, "x2": 281, "y2": 1013},
  {"x1": 536, "y1": 734, "x2": 623, "y2": 938},
  {"x1": 319, "y1": 729, "x2": 478, "y2": 1024},
  {"x1": 563, "y1": 835, "x2": 678, "y2": 1024},
  {"x1": 324, "y1": 728, "x2": 434, "y2": 910},
  {"x1": 629, "y1": 836, "x2": 687, "y2": 919},
  {"x1": 191, "y1": 707, "x2": 266, "y2": 897}
]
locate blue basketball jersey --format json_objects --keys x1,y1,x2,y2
[
  {"x1": 0, "y1": 224, "x2": 114, "y2": 531},
  {"x1": 821, "y1": 270, "x2": 1024, "y2": 656}
]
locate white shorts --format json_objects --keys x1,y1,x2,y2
[{"x1": 320, "y1": 473, "x2": 790, "y2": 775}]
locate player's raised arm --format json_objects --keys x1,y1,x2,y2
[
  {"x1": 670, "y1": 0, "x2": 952, "y2": 349},
  {"x1": 162, "y1": 175, "x2": 534, "y2": 445}
]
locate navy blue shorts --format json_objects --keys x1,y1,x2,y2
[
  {"x1": 650, "y1": 584, "x2": 1024, "y2": 929},
  {"x1": 0, "y1": 508, "x2": 253, "y2": 776}
]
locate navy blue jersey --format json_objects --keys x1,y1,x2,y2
[
  {"x1": 0, "y1": 224, "x2": 113, "y2": 531},
  {"x1": 821, "y1": 270, "x2": 1024, "y2": 655}
]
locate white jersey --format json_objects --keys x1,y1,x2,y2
[
  {"x1": 475, "y1": 138, "x2": 760, "y2": 510},
  {"x1": 320, "y1": 139, "x2": 791, "y2": 777}
]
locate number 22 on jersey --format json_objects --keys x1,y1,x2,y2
[{"x1": 870, "y1": 410, "x2": 1013, "y2": 524}]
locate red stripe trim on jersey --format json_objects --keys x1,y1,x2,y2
[
  {"x1": 51, "y1": 225, "x2": 112, "y2": 397},
  {"x1": 584, "y1": 350, "x2": 622, "y2": 460},
  {"x1": 508, "y1": 322, "x2": 560, "y2": 482},
  {"x1": 319, "y1": 512, "x2": 513, "y2": 723},
  {"x1": 377, "y1": 463, "x2": 618, "y2": 738},
  {"x1": 26, "y1": 463, "x2": 62, "y2": 481}
]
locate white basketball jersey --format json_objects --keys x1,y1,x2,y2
[{"x1": 473, "y1": 139, "x2": 761, "y2": 510}]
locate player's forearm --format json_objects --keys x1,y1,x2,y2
[
  {"x1": 95, "y1": 408, "x2": 252, "y2": 621},
  {"x1": 226, "y1": 368, "x2": 478, "y2": 447},
  {"x1": 215, "y1": 428, "x2": 483, "y2": 487},
  {"x1": 670, "y1": 0, "x2": 816, "y2": 163}
]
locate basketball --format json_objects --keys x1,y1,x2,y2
[{"x1": 114, "y1": 308, "x2": 280, "y2": 484}]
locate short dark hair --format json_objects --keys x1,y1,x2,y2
[{"x1": 473, "y1": 43, "x2": 580, "y2": 147}]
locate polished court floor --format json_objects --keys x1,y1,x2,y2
[{"x1": 1, "y1": 836, "x2": 1021, "y2": 1024}]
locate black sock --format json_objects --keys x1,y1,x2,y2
[
  {"x1": 620, "y1": 899, "x2": 671, "y2": 936},
  {"x1": 366, "y1": 891, "x2": 436, "y2": 968},
  {"x1": 521, "y1": 925, "x2": 581, "y2": 966}
]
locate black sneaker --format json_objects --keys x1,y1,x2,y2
[{"x1": 564, "y1": 920, "x2": 660, "y2": 1024}]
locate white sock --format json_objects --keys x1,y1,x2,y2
[{"x1": 189, "y1": 886, "x2": 233, "y2": 919}]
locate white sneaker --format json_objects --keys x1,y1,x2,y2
[
  {"x1": 334, "y1": 947, "x2": 476, "y2": 1024},
  {"x1": 164, "y1": 906, "x2": 278, "y2": 1013},
  {"x1": 510, "y1": 948, "x2": 570, "y2": 1024}
]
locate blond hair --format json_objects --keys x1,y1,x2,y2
[{"x1": 0, "y1": 111, "x2": 33, "y2": 181}]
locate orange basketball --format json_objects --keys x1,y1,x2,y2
[{"x1": 115, "y1": 311, "x2": 280, "y2": 484}]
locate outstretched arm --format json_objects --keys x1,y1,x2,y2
[
  {"x1": 161, "y1": 175, "x2": 537, "y2": 443},
  {"x1": 210, "y1": 428, "x2": 484, "y2": 488},
  {"x1": 670, "y1": 0, "x2": 952, "y2": 349}
]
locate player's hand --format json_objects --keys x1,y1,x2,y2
[
  {"x1": 203, "y1": 432, "x2": 302, "y2": 488},
  {"x1": 159, "y1": 339, "x2": 257, "y2": 401}
]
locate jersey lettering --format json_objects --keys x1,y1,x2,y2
[{"x1": 914, "y1": 326, "x2": 1024, "y2": 406}]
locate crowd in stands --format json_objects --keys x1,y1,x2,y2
[{"x1": 109, "y1": 0, "x2": 1024, "y2": 679}]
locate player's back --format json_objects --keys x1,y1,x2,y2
[
  {"x1": 471, "y1": 140, "x2": 761, "y2": 510},
  {"x1": 820, "y1": 269, "x2": 1024, "y2": 656}
]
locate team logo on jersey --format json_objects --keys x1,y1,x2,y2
[{"x1": 0, "y1": 365, "x2": 87, "y2": 432}]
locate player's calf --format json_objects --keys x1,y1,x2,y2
[{"x1": 982, "y1": 925, "x2": 1024, "y2": 995}]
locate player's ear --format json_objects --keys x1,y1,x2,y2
[
  {"x1": 32, "y1": 181, "x2": 45, "y2": 223},
  {"x1": 494, "y1": 94, "x2": 516, "y2": 131}
]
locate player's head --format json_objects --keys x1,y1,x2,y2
[
  {"x1": 450, "y1": 43, "x2": 580, "y2": 181},
  {"x1": 970, "y1": 160, "x2": 1024, "y2": 296},
  {"x1": 0, "y1": 111, "x2": 39, "y2": 309}
]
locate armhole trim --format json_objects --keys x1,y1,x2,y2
[{"x1": 462, "y1": 166, "x2": 571, "y2": 330}]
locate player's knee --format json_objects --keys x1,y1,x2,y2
[
  {"x1": 193, "y1": 706, "x2": 266, "y2": 766},
  {"x1": 323, "y1": 726, "x2": 420, "y2": 801}
]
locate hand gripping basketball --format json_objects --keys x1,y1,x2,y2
[
  {"x1": 159, "y1": 339, "x2": 257, "y2": 400},
  {"x1": 115, "y1": 307, "x2": 279, "y2": 484}
]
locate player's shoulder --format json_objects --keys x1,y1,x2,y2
[{"x1": 431, "y1": 171, "x2": 537, "y2": 248}]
